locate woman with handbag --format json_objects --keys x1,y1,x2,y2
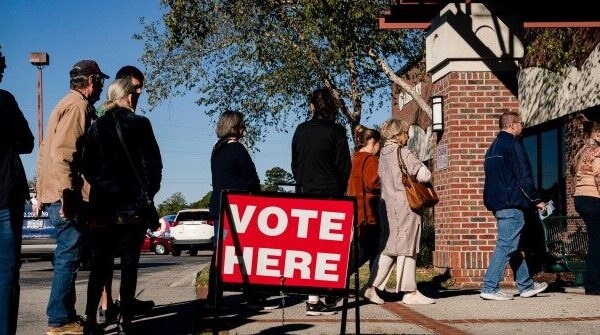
[
  {"x1": 363, "y1": 118, "x2": 435, "y2": 305},
  {"x1": 346, "y1": 125, "x2": 382, "y2": 274},
  {"x1": 82, "y1": 79, "x2": 162, "y2": 334}
]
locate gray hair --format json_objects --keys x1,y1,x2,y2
[
  {"x1": 380, "y1": 118, "x2": 410, "y2": 140},
  {"x1": 216, "y1": 110, "x2": 246, "y2": 139},
  {"x1": 101, "y1": 79, "x2": 135, "y2": 112}
]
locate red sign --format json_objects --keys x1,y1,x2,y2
[{"x1": 218, "y1": 193, "x2": 355, "y2": 290}]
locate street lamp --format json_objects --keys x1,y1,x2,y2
[{"x1": 29, "y1": 52, "x2": 49, "y2": 148}]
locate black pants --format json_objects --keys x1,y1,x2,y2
[
  {"x1": 85, "y1": 222, "x2": 146, "y2": 321},
  {"x1": 574, "y1": 196, "x2": 600, "y2": 294}
]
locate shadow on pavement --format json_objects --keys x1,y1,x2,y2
[{"x1": 103, "y1": 300, "x2": 202, "y2": 335}]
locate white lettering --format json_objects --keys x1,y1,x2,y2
[
  {"x1": 283, "y1": 250, "x2": 312, "y2": 279},
  {"x1": 290, "y1": 209, "x2": 318, "y2": 238},
  {"x1": 319, "y1": 211, "x2": 345, "y2": 241},
  {"x1": 256, "y1": 248, "x2": 281, "y2": 277},
  {"x1": 257, "y1": 206, "x2": 288, "y2": 236},
  {"x1": 314, "y1": 253, "x2": 340, "y2": 282},
  {"x1": 229, "y1": 204, "x2": 256, "y2": 234},
  {"x1": 223, "y1": 246, "x2": 253, "y2": 275}
]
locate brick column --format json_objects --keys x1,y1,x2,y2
[{"x1": 431, "y1": 71, "x2": 520, "y2": 286}]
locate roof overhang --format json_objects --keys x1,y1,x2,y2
[{"x1": 379, "y1": 1, "x2": 600, "y2": 30}]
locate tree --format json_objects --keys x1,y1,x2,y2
[
  {"x1": 157, "y1": 192, "x2": 188, "y2": 217},
  {"x1": 263, "y1": 167, "x2": 294, "y2": 192},
  {"x1": 136, "y1": 0, "x2": 428, "y2": 147},
  {"x1": 189, "y1": 191, "x2": 212, "y2": 209}
]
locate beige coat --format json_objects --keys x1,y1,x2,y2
[
  {"x1": 378, "y1": 143, "x2": 430, "y2": 257},
  {"x1": 36, "y1": 90, "x2": 96, "y2": 203}
]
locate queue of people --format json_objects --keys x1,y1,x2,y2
[{"x1": 0, "y1": 45, "x2": 597, "y2": 335}]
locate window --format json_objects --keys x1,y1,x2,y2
[{"x1": 521, "y1": 119, "x2": 566, "y2": 215}]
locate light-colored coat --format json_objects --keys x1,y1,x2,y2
[{"x1": 378, "y1": 142, "x2": 430, "y2": 257}]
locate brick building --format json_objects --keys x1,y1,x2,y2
[{"x1": 385, "y1": 2, "x2": 600, "y2": 286}]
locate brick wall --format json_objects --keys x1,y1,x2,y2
[
  {"x1": 431, "y1": 71, "x2": 520, "y2": 286},
  {"x1": 565, "y1": 114, "x2": 586, "y2": 216}
]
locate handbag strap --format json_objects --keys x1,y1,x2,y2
[
  {"x1": 360, "y1": 155, "x2": 369, "y2": 223},
  {"x1": 111, "y1": 111, "x2": 152, "y2": 206},
  {"x1": 397, "y1": 146, "x2": 409, "y2": 175}
]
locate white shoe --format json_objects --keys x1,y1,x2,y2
[
  {"x1": 402, "y1": 291, "x2": 435, "y2": 304},
  {"x1": 480, "y1": 290, "x2": 514, "y2": 301},
  {"x1": 520, "y1": 282, "x2": 548, "y2": 298},
  {"x1": 363, "y1": 286, "x2": 384, "y2": 305}
]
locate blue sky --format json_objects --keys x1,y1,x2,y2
[{"x1": 0, "y1": 0, "x2": 391, "y2": 205}]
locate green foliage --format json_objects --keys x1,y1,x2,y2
[
  {"x1": 263, "y1": 167, "x2": 294, "y2": 192},
  {"x1": 523, "y1": 28, "x2": 600, "y2": 73},
  {"x1": 189, "y1": 191, "x2": 212, "y2": 209},
  {"x1": 135, "y1": 0, "x2": 425, "y2": 146},
  {"x1": 417, "y1": 210, "x2": 434, "y2": 267},
  {"x1": 157, "y1": 192, "x2": 188, "y2": 217}
]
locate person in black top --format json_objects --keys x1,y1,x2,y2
[
  {"x1": 291, "y1": 87, "x2": 351, "y2": 316},
  {"x1": 82, "y1": 79, "x2": 162, "y2": 334},
  {"x1": 0, "y1": 47, "x2": 34, "y2": 335},
  {"x1": 206, "y1": 110, "x2": 279, "y2": 310}
]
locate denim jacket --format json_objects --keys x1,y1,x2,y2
[{"x1": 483, "y1": 131, "x2": 541, "y2": 212}]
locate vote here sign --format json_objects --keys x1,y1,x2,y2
[{"x1": 218, "y1": 193, "x2": 355, "y2": 290}]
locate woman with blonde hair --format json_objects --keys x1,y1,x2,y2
[
  {"x1": 347, "y1": 125, "x2": 382, "y2": 273},
  {"x1": 82, "y1": 78, "x2": 162, "y2": 334},
  {"x1": 362, "y1": 118, "x2": 435, "y2": 305}
]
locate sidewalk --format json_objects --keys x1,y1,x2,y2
[{"x1": 197, "y1": 285, "x2": 600, "y2": 335}]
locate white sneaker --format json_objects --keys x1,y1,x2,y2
[
  {"x1": 480, "y1": 290, "x2": 514, "y2": 301},
  {"x1": 363, "y1": 286, "x2": 384, "y2": 305},
  {"x1": 520, "y1": 282, "x2": 548, "y2": 298},
  {"x1": 402, "y1": 291, "x2": 435, "y2": 305}
]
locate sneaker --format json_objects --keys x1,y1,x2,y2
[
  {"x1": 305, "y1": 300, "x2": 336, "y2": 316},
  {"x1": 480, "y1": 290, "x2": 514, "y2": 301},
  {"x1": 82, "y1": 323, "x2": 103, "y2": 335},
  {"x1": 402, "y1": 291, "x2": 435, "y2": 305},
  {"x1": 363, "y1": 286, "x2": 384, "y2": 305},
  {"x1": 324, "y1": 295, "x2": 342, "y2": 308},
  {"x1": 46, "y1": 322, "x2": 84, "y2": 335},
  {"x1": 520, "y1": 282, "x2": 548, "y2": 298},
  {"x1": 244, "y1": 297, "x2": 281, "y2": 310},
  {"x1": 98, "y1": 304, "x2": 118, "y2": 324}
]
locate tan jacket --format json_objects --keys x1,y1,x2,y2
[{"x1": 36, "y1": 90, "x2": 96, "y2": 203}]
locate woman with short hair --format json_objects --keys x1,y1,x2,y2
[{"x1": 363, "y1": 118, "x2": 435, "y2": 305}]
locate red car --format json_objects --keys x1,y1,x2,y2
[{"x1": 141, "y1": 232, "x2": 173, "y2": 255}]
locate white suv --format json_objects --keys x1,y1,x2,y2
[{"x1": 169, "y1": 209, "x2": 214, "y2": 256}]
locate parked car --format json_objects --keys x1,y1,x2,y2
[
  {"x1": 169, "y1": 209, "x2": 214, "y2": 256},
  {"x1": 141, "y1": 231, "x2": 173, "y2": 255},
  {"x1": 21, "y1": 200, "x2": 56, "y2": 264}
]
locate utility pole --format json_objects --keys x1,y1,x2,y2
[{"x1": 29, "y1": 52, "x2": 49, "y2": 148}]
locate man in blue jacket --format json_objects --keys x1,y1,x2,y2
[{"x1": 480, "y1": 111, "x2": 548, "y2": 301}]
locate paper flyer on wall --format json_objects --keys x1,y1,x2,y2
[{"x1": 538, "y1": 200, "x2": 555, "y2": 221}]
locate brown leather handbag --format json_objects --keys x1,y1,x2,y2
[{"x1": 397, "y1": 147, "x2": 439, "y2": 210}]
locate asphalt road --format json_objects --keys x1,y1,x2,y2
[{"x1": 17, "y1": 250, "x2": 211, "y2": 335}]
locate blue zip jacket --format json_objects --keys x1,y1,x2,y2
[{"x1": 483, "y1": 131, "x2": 541, "y2": 212}]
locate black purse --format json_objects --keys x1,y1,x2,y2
[{"x1": 112, "y1": 112, "x2": 160, "y2": 231}]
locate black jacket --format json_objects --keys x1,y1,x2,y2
[
  {"x1": 0, "y1": 89, "x2": 34, "y2": 208},
  {"x1": 209, "y1": 139, "x2": 260, "y2": 219},
  {"x1": 483, "y1": 131, "x2": 541, "y2": 212},
  {"x1": 82, "y1": 107, "x2": 162, "y2": 216},
  {"x1": 291, "y1": 119, "x2": 351, "y2": 196}
]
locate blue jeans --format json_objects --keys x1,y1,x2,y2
[
  {"x1": 46, "y1": 202, "x2": 84, "y2": 327},
  {"x1": 0, "y1": 204, "x2": 24, "y2": 335},
  {"x1": 482, "y1": 208, "x2": 534, "y2": 293}
]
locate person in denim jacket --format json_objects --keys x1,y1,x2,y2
[{"x1": 480, "y1": 111, "x2": 548, "y2": 301}]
